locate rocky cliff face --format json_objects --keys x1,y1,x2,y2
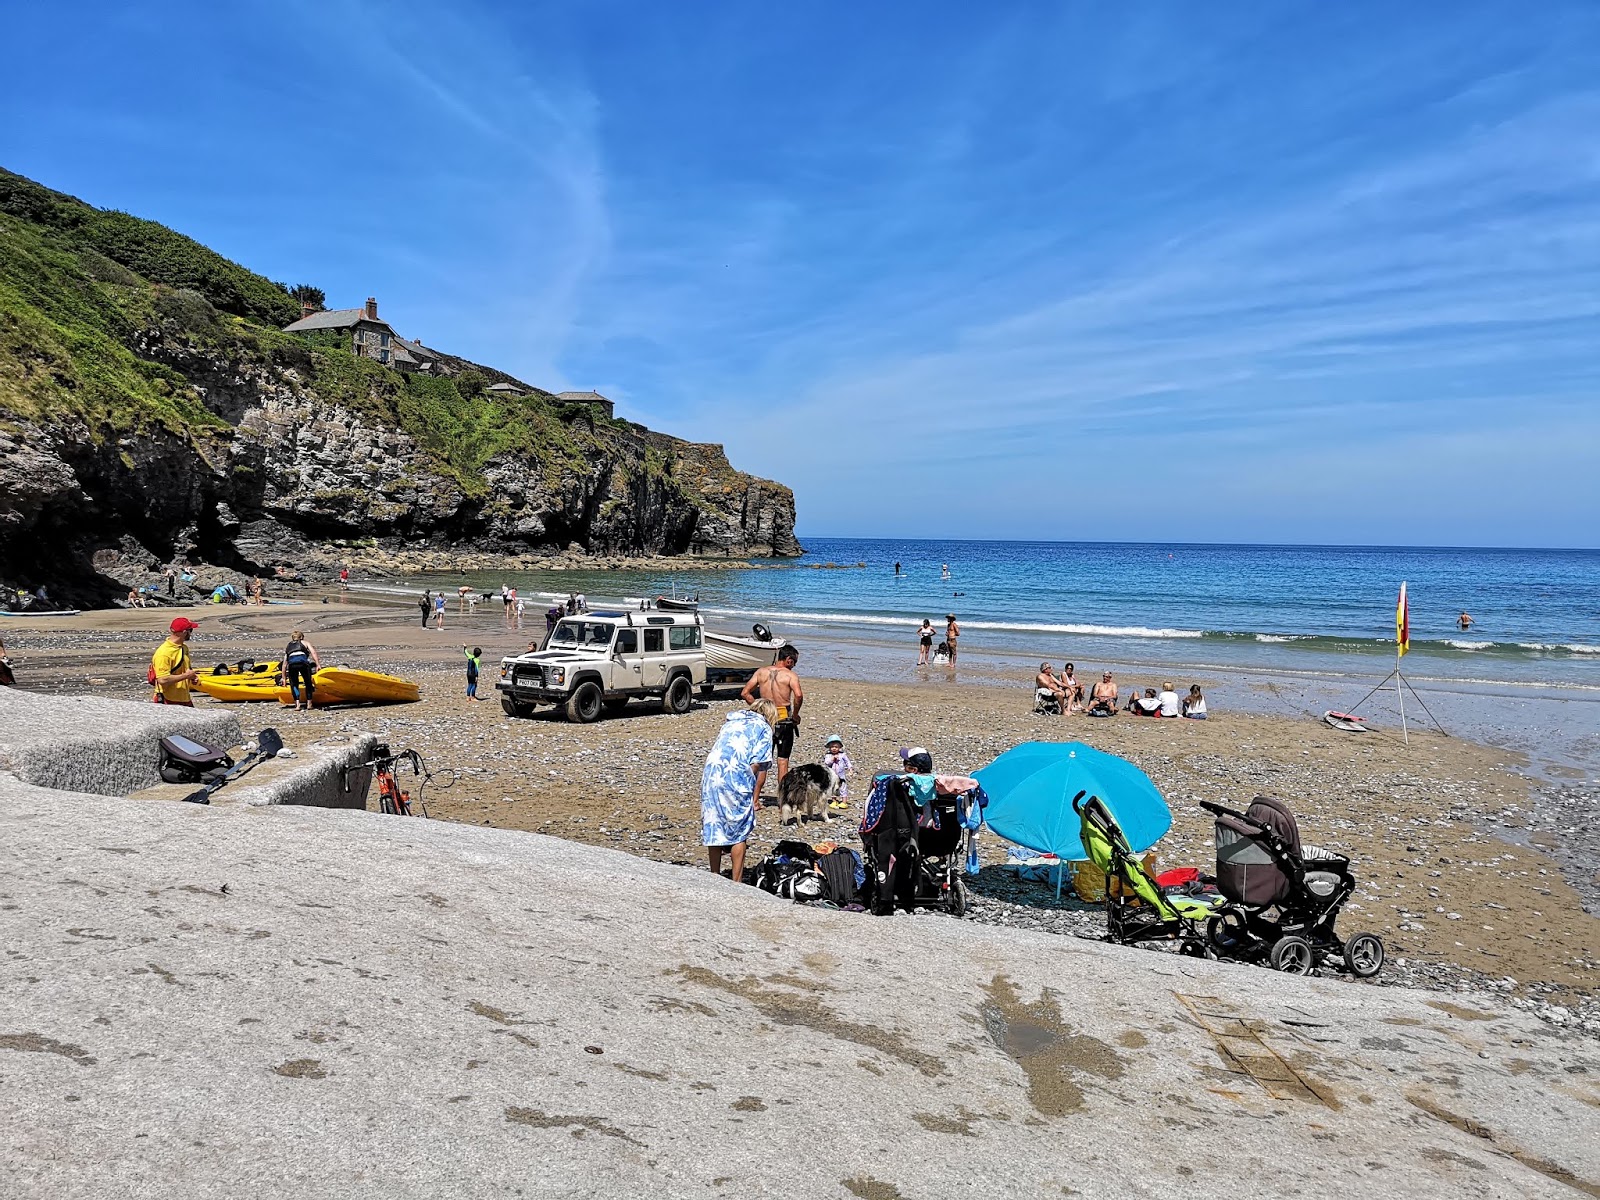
[
  {"x1": 0, "y1": 171, "x2": 800, "y2": 604},
  {"x1": 0, "y1": 347, "x2": 799, "y2": 602}
]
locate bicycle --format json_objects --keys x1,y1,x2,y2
[{"x1": 342, "y1": 744, "x2": 452, "y2": 816}]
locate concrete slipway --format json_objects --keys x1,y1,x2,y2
[{"x1": 1, "y1": 712, "x2": 1597, "y2": 1197}]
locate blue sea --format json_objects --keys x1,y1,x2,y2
[{"x1": 406, "y1": 539, "x2": 1600, "y2": 775}]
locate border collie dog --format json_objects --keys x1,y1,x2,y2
[{"x1": 778, "y1": 763, "x2": 842, "y2": 825}]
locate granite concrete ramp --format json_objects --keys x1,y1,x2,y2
[{"x1": 1, "y1": 788, "x2": 1595, "y2": 1199}]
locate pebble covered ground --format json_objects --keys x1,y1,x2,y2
[{"x1": 5, "y1": 600, "x2": 1595, "y2": 1040}]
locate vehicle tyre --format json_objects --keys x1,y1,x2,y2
[
  {"x1": 1269, "y1": 934, "x2": 1315, "y2": 976},
  {"x1": 565, "y1": 681, "x2": 603, "y2": 723},
  {"x1": 501, "y1": 697, "x2": 528, "y2": 718},
  {"x1": 1342, "y1": 932, "x2": 1386, "y2": 978},
  {"x1": 663, "y1": 674, "x2": 693, "y2": 715},
  {"x1": 946, "y1": 877, "x2": 968, "y2": 918}
]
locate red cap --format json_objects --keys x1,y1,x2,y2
[{"x1": 169, "y1": 617, "x2": 199, "y2": 634}]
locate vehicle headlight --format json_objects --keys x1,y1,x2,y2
[
  {"x1": 500, "y1": 664, "x2": 508, "y2": 679},
  {"x1": 549, "y1": 667, "x2": 565, "y2": 685}
]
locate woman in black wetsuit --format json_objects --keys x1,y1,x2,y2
[{"x1": 284, "y1": 629, "x2": 321, "y2": 711}]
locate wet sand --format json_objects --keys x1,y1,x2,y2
[{"x1": 3, "y1": 595, "x2": 1595, "y2": 1008}]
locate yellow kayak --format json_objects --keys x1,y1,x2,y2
[
  {"x1": 273, "y1": 667, "x2": 419, "y2": 706},
  {"x1": 196, "y1": 661, "x2": 284, "y2": 702}
]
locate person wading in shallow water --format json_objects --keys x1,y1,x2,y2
[
  {"x1": 740, "y1": 644, "x2": 803, "y2": 791},
  {"x1": 945, "y1": 614, "x2": 961, "y2": 663}
]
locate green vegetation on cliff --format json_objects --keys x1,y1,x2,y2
[{"x1": 0, "y1": 166, "x2": 798, "y2": 580}]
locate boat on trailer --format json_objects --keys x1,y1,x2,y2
[{"x1": 704, "y1": 622, "x2": 780, "y2": 683}]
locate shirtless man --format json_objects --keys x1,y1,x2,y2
[
  {"x1": 1458, "y1": 612, "x2": 1474, "y2": 631},
  {"x1": 741, "y1": 644, "x2": 803, "y2": 789},
  {"x1": 1035, "y1": 663, "x2": 1068, "y2": 715},
  {"x1": 945, "y1": 614, "x2": 960, "y2": 663},
  {"x1": 1089, "y1": 671, "x2": 1118, "y2": 715}
]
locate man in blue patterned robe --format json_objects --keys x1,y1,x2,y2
[{"x1": 701, "y1": 701, "x2": 776, "y2": 880}]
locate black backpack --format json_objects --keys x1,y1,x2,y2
[
  {"x1": 158, "y1": 734, "x2": 234, "y2": 784},
  {"x1": 817, "y1": 848, "x2": 861, "y2": 905}
]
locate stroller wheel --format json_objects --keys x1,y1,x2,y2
[
  {"x1": 945, "y1": 878, "x2": 968, "y2": 918},
  {"x1": 1342, "y1": 932, "x2": 1386, "y2": 978},
  {"x1": 1206, "y1": 914, "x2": 1246, "y2": 954},
  {"x1": 1269, "y1": 934, "x2": 1315, "y2": 976}
]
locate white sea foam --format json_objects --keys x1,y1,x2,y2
[
  {"x1": 698, "y1": 606, "x2": 1205, "y2": 640},
  {"x1": 1255, "y1": 634, "x2": 1312, "y2": 643},
  {"x1": 1444, "y1": 640, "x2": 1493, "y2": 651}
]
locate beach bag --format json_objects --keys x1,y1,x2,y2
[
  {"x1": 158, "y1": 734, "x2": 233, "y2": 784},
  {"x1": 817, "y1": 848, "x2": 861, "y2": 905}
]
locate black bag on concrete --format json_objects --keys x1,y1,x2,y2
[
  {"x1": 158, "y1": 734, "x2": 234, "y2": 784},
  {"x1": 817, "y1": 848, "x2": 861, "y2": 905}
]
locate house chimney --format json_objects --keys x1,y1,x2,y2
[
  {"x1": 301, "y1": 301, "x2": 316, "y2": 319},
  {"x1": 364, "y1": 296, "x2": 378, "y2": 320}
]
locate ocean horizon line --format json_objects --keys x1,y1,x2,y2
[{"x1": 787, "y1": 535, "x2": 1600, "y2": 555}]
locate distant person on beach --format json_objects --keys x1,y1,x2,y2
[
  {"x1": 151, "y1": 617, "x2": 201, "y2": 706},
  {"x1": 514, "y1": 595, "x2": 526, "y2": 629},
  {"x1": 567, "y1": 593, "x2": 578, "y2": 616},
  {"x1": 546, "y1": 606, "x2": 562, "y2": 638},
  {"x1": 1061, "y1": 663, "x2": 1084, "y2": 712},
  {"x1": 701, "y1": 698, "x2": 777, "y2": 883},
  {"x1": 433, "y1": 593, "x2": 446, "y2": 630},
  {"x1": 462, "y1": 645, "x2": 483, "y2": 701},
  {"x1": 576, "y1": 593, "x2": 587, "y2": 614},
  {"x1": 741, "y1": 644, "x2": 803, "y2": 790},
  {"x1": 418, "y1": 591, "x2": 432, "y2": 629},
  {"x1": 1458, "y1": 612, "x2": 1474, "y2": 630},
  {"x1": 283, "y1": 629, "x2": 321, "y2": 711},
  {"x1": 917, "y1": 619, "x2": 935, "y2": 665},
  {"x1": 1089, "y1": 672, "x2": 1118, "y2": 716},
  {"x1": 941, "y1": 563, "x2": 950, "y2": 579},
  {"x1": 1183, "y1": 685, "x2": 1207, "y2": 719},
  {"x1": 126, "y1": 588, "x2": 146, "y2": 609},
  {"x1": 164, "y1": 568, "x2": 176, "y2": 597},
  {"x1": 251, "y1": 576, "x2": 264, "y2": 606},
  {"x1": 894, "y1": 562, "x2": 901, "y2": 576},
  {"x1": 457, "y1": 586, "x2": 473, "y2": 613},
  {"x1": 340, "y1": 566, "x2": 349, "y2": 591},
  {"x1": 945, "y1": 614, "x2": 960, "y2": 663},
  {"x1": 1158, "y1": 682, "x2": 1181, "y2": 718},
  {"x1": 1131, "y1": 687, "x2": 1161, "y2": 716}
]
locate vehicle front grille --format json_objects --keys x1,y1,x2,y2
[{"x1": 515, "y1": 666, "x2": 545, "y2": 688}]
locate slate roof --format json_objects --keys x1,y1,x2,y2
[
  {"x1": 555, "y1": 391, "x2": 610, "y2": 403},
  {"x1": 282, "y1": 308, "x2": 384, "y2": 333},
  {"x1": 392, "y1": 335, "x2": 438, "y2": 362},
  {"x1": 487, "y1": 382, "x2": 525, "y2": 394}
]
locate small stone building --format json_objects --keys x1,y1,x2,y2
[
  {"x1": 555, "y1": 390, "x2": 616, "y2": 419},
  {"x1": 283, "y1": 298, "x2": 442, "y2": 374}
]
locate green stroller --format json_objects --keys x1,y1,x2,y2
[{"x1": 1073, "y1": 790, "x2": 1228, "y2": 956}]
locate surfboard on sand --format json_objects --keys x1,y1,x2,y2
[{"x1": 1324, "y1": 710, "x2": 1369, "y2": 732}]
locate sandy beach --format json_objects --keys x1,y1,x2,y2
[{"x1": 4, "y1": 593, "x2": 1595, "y2": 1020}]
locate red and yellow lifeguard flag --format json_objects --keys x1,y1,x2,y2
[{"x1": 1396, "y1": 582, "x2": 1410, "y2": 657}]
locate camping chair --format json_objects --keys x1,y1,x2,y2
[
  {"x1": 1034, "y1": 687, "x2": 1062, "y2": 716},
  {"x1": 1073, "y1": 791, "x2": 1226, "y2": 955}
]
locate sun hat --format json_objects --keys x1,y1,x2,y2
[
  {"x1": 169, "y1": 617, "x2": 199, "y2": 633},
  {"x1": 824, "y1": 733, "x2": 844, "y2": 747}
]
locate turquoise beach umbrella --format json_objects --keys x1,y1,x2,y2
[{"x1": 975, "y1": 741, "x2": 1172, "y2": 865}]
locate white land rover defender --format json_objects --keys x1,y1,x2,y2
[{"x1": 496, "y1": 610, "x2": 707, "y2": 722}]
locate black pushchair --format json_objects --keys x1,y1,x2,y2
[
  {"x1": 859, "y1": 774, "x2": 971, "y2": 917},
  {"x1": 1200, "y1": 797, "x2": 1385, "y2": 977}
]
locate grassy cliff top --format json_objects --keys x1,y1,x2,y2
[{"x1": 0, "y1": 168, "x2": 774, "y2": 503}]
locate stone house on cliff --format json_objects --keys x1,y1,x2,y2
[
  {"x1": 555, "y1": 390, "x2": 616, "y2": 419},
  {"x1": 282, "y1": 298, "x2": 445, "y2": 374}
]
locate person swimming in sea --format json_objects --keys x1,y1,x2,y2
[{"x1": 1458, "y1": 612, "x2": 1474, "y2": 630}]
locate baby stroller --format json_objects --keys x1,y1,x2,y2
[
  {"x1": 1074, "y1": 791, "x2": 1228, "y2": 955},
  {"x1": 1200, "y1": 798, "x2": 1385, "y2": 977},
  {"x1": 860, "y1": 774, "x2": 976, "y2": 917}
]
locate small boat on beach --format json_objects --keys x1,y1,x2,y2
[
  {"x1": 705, "y1": 623, "x2": 780, "y2": 676},
  {"x1": 1323, "y1": 710, "x2": 1369, "y2": 733},
  {"x1": 274, "y1": 667, "x2": 420, "y2": 706},
  {"x1": 653, "y1": 596, "x2": 699, "y2": 612},
  {"x1": 0, "y1": 609, "x2": 81, "y2": 618}
]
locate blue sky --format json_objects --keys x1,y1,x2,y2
[{"x1": 4, "y1": 2, "x2": 1598, "y2": 547}]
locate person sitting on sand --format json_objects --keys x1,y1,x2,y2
[
  {"x1": 1157, "y1": 681, "x2": 1181, "y2": 718},
  {"x1": 1089, "y1": 672, "x2": 1118, "y2": 716},
  {"x1": 1182, "y1": 684, "x2": 1207, "y2": 719},
  {"x1": 1061, "y1": 663, "x2": 1084, "y2": 712},
  {"x1": 126, "y1": 588, "x2": 146, "y2": 609},
  {"x1": 1035, "y1": 663, "x2": 1068, "y2": 715},
  {"x1": 1131, "y1": 687, "x2": 1162, "y2": 716}
]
